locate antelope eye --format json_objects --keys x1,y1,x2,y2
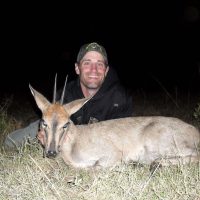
[
  {"x1": 63, "y1": 122, "x2": 70, "y2": 129},
  {"x1": 41, "y1": 119, "x2": 47, "y2": 128}
]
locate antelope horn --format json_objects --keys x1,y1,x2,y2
[
  {"x1": 53, "y1": 73, "x2": 57, "y2": 103},
  {"x1": 60, "y1": 75, "x2": 68, "y2": 105}
]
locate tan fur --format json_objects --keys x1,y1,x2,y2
[{"x1": 30, "y1": 85, "x2": 200, "y2": 169}]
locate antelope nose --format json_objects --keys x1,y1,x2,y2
[{"x1": 46, "y1": 150, "x2": 57, "y2": 158}]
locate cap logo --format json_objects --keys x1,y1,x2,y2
[{"x1": 86, "y1": 42, "x2": 102, "y2": 52}]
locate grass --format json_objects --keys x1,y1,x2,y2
[
  {"x1": 0, "y1": 97, "x2": 18, "y2": 148},
  {"x1": 0, "y1": 90, "x2": 200, "y2": 200},
  {"x1": 1, "y1": 144, "x2": 200, "y2": 199}
]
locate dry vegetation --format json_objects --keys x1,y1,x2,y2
[
  {"x1": 0, "y1": 90, "x2": 200, "y2": 200},
  {"x1": 1, "y1": 143, "x2": 200, "y2": 200}
]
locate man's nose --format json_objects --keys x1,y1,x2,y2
[{"x1": 90, "y1": 63, "x2": 98, "y2": 71}]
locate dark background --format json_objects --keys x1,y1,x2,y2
[{"x1": 1, "y1": 1, "x2": 199, "y2": 100}]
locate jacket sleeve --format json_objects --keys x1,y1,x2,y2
[{"x1": 106, "y1": 87, "x2": 134, "y2": 119}]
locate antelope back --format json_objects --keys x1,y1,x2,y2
[{"x1": 29, "y1": 84, "x2": 90, "y2": 157}]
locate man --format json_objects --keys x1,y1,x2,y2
[{"x1": 4, "y1": 42, "x2": 134, "y2": 148}]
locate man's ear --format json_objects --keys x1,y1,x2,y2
[
  {"x1": 75, "y1": 63, "x2": 80, "y2": 75},
  {"x1": 105, "y1": 66, "x2": 109, "y2": 76}
]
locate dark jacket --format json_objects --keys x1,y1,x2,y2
[{"x1": 58, "y1": 68, "x2": 133, "y2": 125}]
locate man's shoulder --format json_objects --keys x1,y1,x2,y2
[
  {"x1": 57, "y1": 79, "x2": 77, "y2": 93},
  {"x1": 112, "y1": 82, "x2": 131, "y2": 96},
  {"x1": 57, "y1": 78, "x2": 81, "y2": 102},
  {"x1": 66, "y1": 78, "x2": 78, "y2": 89},
  {"x1": 100, "y1": 83, "x2": 132, "y2": 105}
]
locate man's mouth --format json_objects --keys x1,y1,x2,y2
[{"x1": 88, "y1": 75, "x2": 99, "y2": 79}]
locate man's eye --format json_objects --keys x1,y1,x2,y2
[
  {"x1": 83, "y1": 61, "x2": 90, "y2": 65},
  {"x1": 97, "y1": 62, "x2": 105, "y2": 68},
  {"x1": 97, "y1": 63, "x2": 103, "y2": 66}
]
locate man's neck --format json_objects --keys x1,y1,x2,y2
[{"x1": 81, "y1": 85, "x2": 98, "y2": 98}]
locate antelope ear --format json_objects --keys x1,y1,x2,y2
[
  {"x1": 29, "y1": 84, "x2": 51, "y2": 112},
  {"x1": 63, "y1": 97, "x2": 91, "y2": 116}
]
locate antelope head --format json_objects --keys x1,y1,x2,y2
[{"x1": 29, "y1": 75, "x2": 90, "y2": 158}]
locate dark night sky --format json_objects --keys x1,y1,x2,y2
[{"x1": 1, "y1": 1, "x2": 200, "y2": 98}]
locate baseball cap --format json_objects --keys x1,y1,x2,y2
[{"x1": 76, "y1": 42, "x2": 108, "y2": 65}]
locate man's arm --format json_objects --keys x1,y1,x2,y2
[{"x1": 107, "y1": 88, "x2": 134, "y2": 119}]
